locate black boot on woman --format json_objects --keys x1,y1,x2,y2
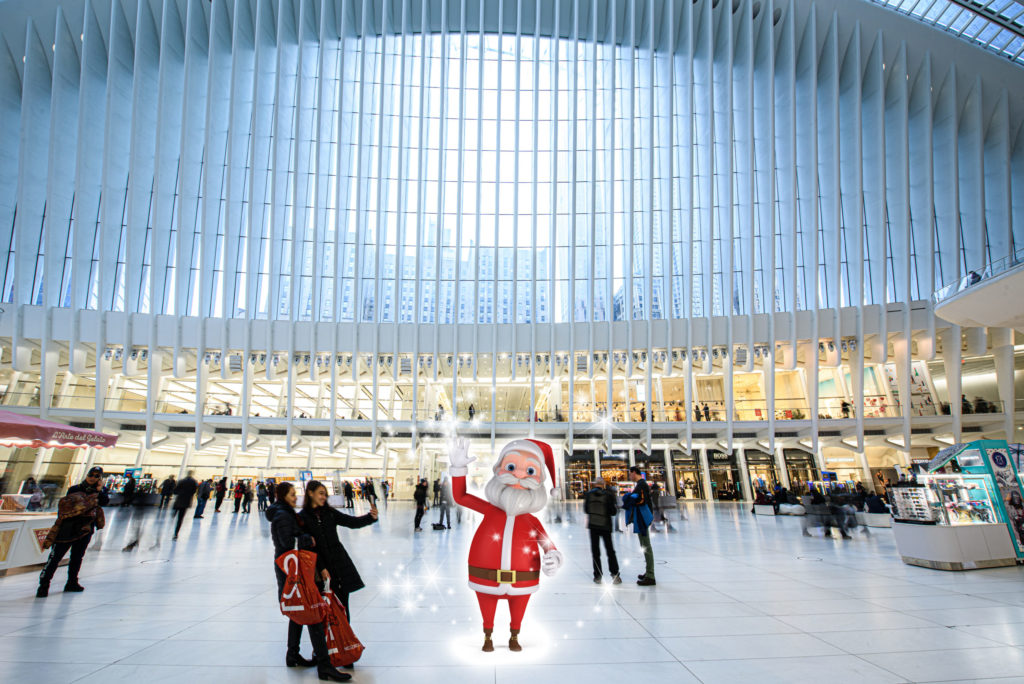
[
  {"x1": 285, "y1": 650, "x2": 316, "y2": 668},
  {"x1": 317, "y1": 665, "x2": 352, "y2": 682}
]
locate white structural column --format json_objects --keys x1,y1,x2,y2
[
  {"x1": 222, "y1": 443, "x2": 236, "y2": 478},
  {"x1": 855, "y1": 451, "x2": 873, "y2": 488},
  {"x1": 698, "y1": 447, "x2": 712, "y2": 503},
  {"x1": 774, "y1": 445, "x2": 790, "y2": 490},
  {"x1": 735, "y1": 446, "x2": 752, "y2": 502},
  {"x1": 662, "y1": 449, "x2": 675, "y2": 498},
  {"x1": 178, "y1": 441, "x2": 194, "y2": 480}
]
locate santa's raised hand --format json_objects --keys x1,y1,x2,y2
[
  {"x1": 448, "y1": 437, "x2": 475, "y2": 476},
  {"x1": 541, "y1": 548, "x2": 564, "y2": 576}
]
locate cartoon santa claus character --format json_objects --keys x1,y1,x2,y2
[{"x1": 448, "y1": 436, "x2": 564, "y2": 652}]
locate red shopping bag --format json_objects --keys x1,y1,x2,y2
[
  {"x1": 323, "y1": 588, "x2": 364, "y2": 667},
  {"x1": 275, "y1": 549, "x2": 328, "y2": 625}
]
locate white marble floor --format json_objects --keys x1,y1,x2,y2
[{"x1": 2, "y1": 500, "x2": 1024, "y2": 684}]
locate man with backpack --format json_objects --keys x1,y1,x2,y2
[{"x1": 584, "y1": 478, "x2": 620, "y2": 584}]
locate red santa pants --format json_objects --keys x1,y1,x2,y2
[{"x1": 475, "y1": 592, "x2": 532, "y2": 630}]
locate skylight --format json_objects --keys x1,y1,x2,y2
[{"x1": 869, "y1": 0, "x2": 1024, "y2": 65}]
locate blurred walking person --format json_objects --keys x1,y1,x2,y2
[
  {"x1": 436, "y1": 475, "x2": 452, "y2": 529},
  {"x1": 194, "y1": 477, "x2": 212, "y2": 519},
  {"x1": 343, "y1": 481, "x2": 355, "y2": 509},
  {"x1": 172, "y1": 470, "x2": 199, "y2": 541},
  {"x1": 413, "y1": 478, "x2": 428, "y2": 532},
  {"x1": 233, "y1": 480, "x2": 244, "y2": 513},
  {"x1": 257, "y1": 480, "x2": 268, "y2": 512},
  {"x1": 243, "y1": 481, "x2": 254, "y2": 514},
  {"x1": 214, "y1": 477, "x2": 227, "y2": 512},
  {"x1": 158, "y1": 475, "x2": 175, "y2": 509}
]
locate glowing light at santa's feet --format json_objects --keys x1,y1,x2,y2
[{"x1": 447, "y1": 621, "x2": 556, "y2": 666}]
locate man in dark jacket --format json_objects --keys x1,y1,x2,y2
[
  {"x1": 584, "y1": 478, "x2": 620, "y2": 584},
  {"x1": 194, "y1": 478, "x2": 213, "y2": 518},
  {"x1": 413, "y1": 478, "x2": 428, "y2": 531},
  {"x1": 627, "y1": 466, "x2": 656, "y2": 586},
  {"x1": 121, "y1": 472, "x2": 136, "y2": 507},
  {"x1": 159, "y1": 475, "x2": 175, "y2": 509},
  {"x1": 37, "y1": 466, "x2": 108, "y2": 597},
  {"x1": 343, "y1": 481, "x2": 355, "y2": 508},
  {"x1": 172, "y1": 470, "x2": 199, "y2": 540},
  {"x1": 432, "y1": 478, "x2": 441, "y2": 506}
]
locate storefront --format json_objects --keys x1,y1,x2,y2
[
  {"x1": 597, "y1": 450, "x2": 630, "y2": 494},
  {"x1": 634, "y1": 450, "x2": 668, "y2": 493},
  {"x1": 708, "y1": 451, "x2": 742, "y2": 500},
  {"x1": 745, "y1": 451, "x2": 779, "y2": 492},
  {"x1": 565, "y1": 450, "x2": 596, "y2": 500},
  {"x1": 672, "y1": 451, "x2": 704, "y2": 500},
  {"x1": 784, "y1": 450, "x2": 819, "y2": 492}
]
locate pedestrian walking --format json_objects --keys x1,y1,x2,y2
[
  {"x1": 584, "y1": 478, "x2": 621, "y2": 584},
  {"x1": 266, "y1": 482, "x2": 349, "y2": 682},
  {"x1": 172, "y1": 470, "x2": 199, "y2": 540},
  {"x1": 37, "y1": 466, "x2": 108, "y2": 597},
  {"x1": 299, "y1": 480, "x2": 378, "y2": 630},
  {"x1": 364, "y1": 478, "x2": 377, "y2": 506},
  {"x1": 233, "y1": 480, "x2": 244, "y2": 513},
  {"x1": 343, "y1": 481, "x2": 354, "y2": 508},
  {"x1": 624, "y1": 466, "x2": 656, "y2": 586},
  {"x1": 432, "y1": 478, "x2": 441, "y2": 506},
  {"x1": 243, "y1": 481, "x2": 254, "y2": 514},
  {"x1": 257, "y1": 481, "x2": 268, "y2": 512},
  {"x1": 413, "y1": 478, "x2": 428, "y2": 531},
  {"x1": 194, "y1": 478, "x2": 213, "y2": 518},
  {"x1": 436, "y1": 475, "x2": 452, "y2": 529},
  {"x1": 215, "y1": 477, "x2": 227, "y2": 512},
  {"x1": 381, "y1": 480, "x2": 389, "y2": 507},
  {"x1": 121, "y1": 472, "x2": 136, "y2": 507},
  {"x1": 158, "y1": 475, "x2": 175, "y2": 509}
]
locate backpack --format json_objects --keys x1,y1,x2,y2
[{"x1": 585, "y1": 492, "x2": 608, "y2": 517}]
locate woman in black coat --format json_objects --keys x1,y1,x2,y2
[
  {"x1": 300, "y1": 480, "x2": 377, "y2": 622},
  {"x1": 268, "y1": 482, "x2": 349, "y2": 682}
]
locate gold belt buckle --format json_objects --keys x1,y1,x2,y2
[{"x1": 496, "y1": 569, "x2": 517, "y2": 583}]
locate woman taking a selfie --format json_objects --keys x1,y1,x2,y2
[
  {"x1": 300, "y1": 480, "x2": 378, "y2": 628},
  {"x1": 267, "y1": 482, "x2": 350, "y2": 682}
]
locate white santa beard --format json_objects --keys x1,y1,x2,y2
[{"x1": 484, "y1": 475, "x2": 548, "y2": 516}]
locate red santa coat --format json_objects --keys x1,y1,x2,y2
[{"x1": 453, "y1": 475, "x2": 557, "y2": 596}]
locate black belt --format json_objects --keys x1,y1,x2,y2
[{"x1": 468, "y1": 566, "x2": 539, "y2": 583}]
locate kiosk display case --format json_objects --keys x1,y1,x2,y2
[{"x1": 892, "y1": 440, "x2": 1024, "y2": 571}]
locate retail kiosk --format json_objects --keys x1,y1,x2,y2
[
  {"x1": 0, "y1": 410, "x2": 118, "y2": 574},
  {"x1": 891, "y1": 440, "x2": 1024, "y2": 570}
]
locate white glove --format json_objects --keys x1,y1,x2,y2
[
  {"x1": 541, "y1": 549, "x2": 563, "y2": 576},
  {"x1": 448, "y1": 438, "x2": 475, "y2": 477}
]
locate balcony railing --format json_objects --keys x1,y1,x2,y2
[
  {"x1": 18, "y1": 393, "x2": 1012, "y2": 423},
  {"x1": 934, "y1": 246, "x2": 1024, "y2": 304}
]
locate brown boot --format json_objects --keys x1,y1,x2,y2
[
  {"x1": 482, "y1": 629, "x2": 494, "y2": 652},
  {"x1": 509, "y1": 629, "x2": 522, "y2": 652}
]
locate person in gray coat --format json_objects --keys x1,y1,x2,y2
[{"x1": 584, "y1": 478, "x2": 621, "y2": 584}]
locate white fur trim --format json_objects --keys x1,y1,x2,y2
[
  {"x1": 449, "y1": 466, "x2": 468, "y2": 477},
  {"x1": 499, "y1": 439, "x2": 544, "y2": 464}
]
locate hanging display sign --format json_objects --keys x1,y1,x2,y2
[{"x1": 986, "y1": 447, "x2": 1024, "y2": 553}]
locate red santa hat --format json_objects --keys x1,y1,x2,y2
[{"x1": 498, "y1": 438, "x2": 558, "y2": 495}]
